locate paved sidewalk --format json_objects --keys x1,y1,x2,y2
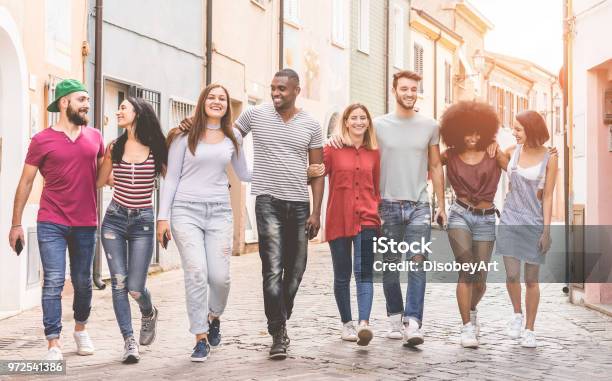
[{"x1": 2, "y1": 243, "x2": 612, "y2": 380}]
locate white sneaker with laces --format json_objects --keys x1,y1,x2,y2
[
  {"x1": 340, "y1": 321, "x2": 357, "y2": 342},
  {"x1": 520, "y1": 329, "x2": 537, "y2": 348},
  {"x1": 470, "y1": 309, "x2": 480, "y2": 337},
  {"x1": 45, "y1": 346, "x2": 63, "y2": 361},
  {"x1": 73, "y1": 330, "x2": 95, "y2": 355},
  {"x1": 506, "y1": 313, "x2": 523, "y2": 339},
  {"x1": 356, "y1": 323, "x2": 373, "y2": 346},
  {"x1": 386, "y1": 314, "x2": 404, "y2": 340},
  {"x1": 403, "y1": 318, "x2": 424, "y2": 346},
  {"x1": 460, "y1": 322, "x2": 479, "y2": 348}
]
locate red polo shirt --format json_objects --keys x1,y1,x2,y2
[
  {"x1": 324, "y1": 145, "x2": 381, "y2": 242},
  {"x1": 25, "y1": 126, "x2": 104, "y2": 227}
]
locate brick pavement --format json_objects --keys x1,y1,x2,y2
[{"x1": 2, "y1": 243, "x2": 612, "y2": 380}]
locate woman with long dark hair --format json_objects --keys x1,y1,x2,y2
[
  {"x1": 439, "y1": 101, "x2": 501, "y2": 349},
  {"x1": 96, "y1": 97, "x2": 168, "y2": 363},
  {"x1": 495, "y1": 111, "x2": 558, "y2": 348},
  {"x1": 157, "y1": 83, "x2": 251, "y2": 362}
]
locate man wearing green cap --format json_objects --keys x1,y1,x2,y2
[{"x1": 8, "y1": 79, "x2": 104, "y2": 361}]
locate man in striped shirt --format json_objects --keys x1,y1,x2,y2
[{"x1": 234, "y1": 69, "x2": 324, "y2": 359}]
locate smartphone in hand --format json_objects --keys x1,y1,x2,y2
[
  {"x1": 15, "y1": 238, "x2": 24, "y2": 255},
  {"x1": 162, "y1": 234, "x2": 169, "y2": 249}
]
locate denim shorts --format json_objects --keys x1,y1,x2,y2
[{"x1": 447, "y1": 202, "x2": 496, "y2": 242}]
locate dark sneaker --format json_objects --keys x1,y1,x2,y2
[
  {"x1": 191, "y1": 339, "x2": 210, "y2": 362},
  {"x1": 269, "y1": 330, "x2": 287, "y2": 360},
  {"x1": 208, "y1": 318, "x2": 221, "y2": 347},
  {"x1": 283, "y1": 325, "x2": 290, "y2": 346},
  {"x1": 122, "y1": 336, "x2": 140, "y2": 364},
  {"x1": 139, "y1": 306, "x2": 158, "y2": 346}
]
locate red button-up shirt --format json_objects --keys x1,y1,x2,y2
[{"x1": 324, "y1": 145, "x2": 381, "y2": 242}]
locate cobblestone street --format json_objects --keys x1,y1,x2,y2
[{"x1": 2, "y1": 242, "x2": 612, "y2": 380}]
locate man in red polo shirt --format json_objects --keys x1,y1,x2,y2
[{"x1": 8, "y1": 79, "x2": 104, "y2": 361}]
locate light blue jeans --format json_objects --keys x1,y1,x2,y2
[
  {"x1": 379, "y1": 200, "x2": 431, "y2": 326},
  {"x1": 101, "y1": 200, "x2": 155, "y2": 339},
  {"x1": 171, "y1": 200, "x2": 233, "y2": 335}
]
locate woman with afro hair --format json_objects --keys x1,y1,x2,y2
[{"x1": 439, "y1": 101, "x2": 504, "y2": 349}]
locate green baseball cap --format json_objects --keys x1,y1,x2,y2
[{"x1": 46, "y1": 79, "x2": 88, "y2": 112}]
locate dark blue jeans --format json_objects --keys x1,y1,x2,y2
[
  {"x1": 101, "y1": 200, "x2": 154, "y2": 338},
  {"x1": 328, "y1": 229, "x2": 377, "y2": 323},
  {"x1": 379, "y1": 200, "x2": 431, "y2": 326},
  {"x1": 37, "y1": 222, "x2": 97, "y2": 340},
  {"x1": 255, "y1": 194, "x2": 310, "y2": 335}
]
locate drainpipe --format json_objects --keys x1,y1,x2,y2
[
  {"x1": 205, "y1": 0, "x2": 213, "y2": 85},
  {"x1": 433, "y1": 31, "x2": 442, "y2": 119},
  {"x1": 384, "y1": 0, "x2": 390, "y2": 113},
  {"x1": 562, "y1": 0, "x2": 573, "y2": 294},
  {"x1": 279, "y1": 0, "x2": 284, "y2": 70},
  {"x1": 93, "y1": 0, "x2": 106, "y2": 290}
]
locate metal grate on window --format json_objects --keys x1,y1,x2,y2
[
  {"x1": 135, "y1": 88, "x2": 161, "y2": 117},
  {"x1": 169, "y1": 98, "x2": 196, "y2": 130},
  {"x1": 46, "y1": 75, "x2": 64, "y2": 128}
]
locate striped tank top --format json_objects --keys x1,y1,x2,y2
[{"x1": 112, "y1": 152, "x2": 156, "y2": 208}]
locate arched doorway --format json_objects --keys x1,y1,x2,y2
[{"x1": 0, "y1": 6, "x2": 32, "y2": 317}]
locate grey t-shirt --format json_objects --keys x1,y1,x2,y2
[{"x1": 374, "y1": 112, "x2": 440, "y2": 202}]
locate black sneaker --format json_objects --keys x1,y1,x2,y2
[
  {"x1": 208, "y1": 318, "x2": 221, "y2": 347},
  {"x1": 269, "y1": 330, "x2": 287, "y2": 360},
  {"x1": 283, "y1": 325, "x2": 290, "y2": 346},
  {"x1": 191, "y1": 339, "x2": 210, "y2": 362}
]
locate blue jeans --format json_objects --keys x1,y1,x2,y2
[
  {"x1": 37, "y1": 222, "x2": 97, "y2": 340},
  {"x1": 328, "y1": 229, "x2": 377, "y2": 323},
  {"x1": 171, "y1": 201, "x2": 233, "y2": 335},
  {"x1": 101, "y1": 200, "x2": 154, "y2": 338},
  {"x1": 379, "y1": 200, "x2": 431, "y2": 326},
  {"x1": 255, "y1": 194, "x2": 310, "y2": 335}
]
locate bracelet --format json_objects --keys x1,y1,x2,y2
[{"x1": 11, "y1": 224, "x2": 22, "y2": 228}]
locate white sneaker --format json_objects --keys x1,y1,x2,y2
[
  {"x1": 506, "y1": 313, "x2": 523, "y2": 339},
  {"x1": 341, "y1": 321, "x2": 357, "y2": 342},
  {"x1": 460, "y1": 323, "x2": 479, "y2": 348},
  {"x1": 73, "y1": 330, "x2": 95, "y2": 355},
  {"x1": 386, "y1": 314, "x2": 404, "y2": 340},
  {"x1": 470, "y1": 310, "x2": 480, "y2": 337},
  {"x1": 122, "y1": 336, "x2": 141, "y2": 363},
  {"x1": 403, "y1": 318, "x2": 424, "y2": 346},
  {"x1": 520, "y1": 329, "x2": 537, "y2": 348},
  {"x1": 356, "y1": 323, "x2": 373, "y2": 346},
  {"x1": 45, "y1": 346, "x2": 63, "y2": 361}
]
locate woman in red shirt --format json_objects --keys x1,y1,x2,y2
[{"x1": 323, "y1": 103, "x2": 380, "y2": 346}]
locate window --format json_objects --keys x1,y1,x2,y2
[
  {"x1": 331, "y1": 0, "x2": 346, "y2": 46},
  {"x1": 358, "y1": 0, "x2": 370, "y2": 53},
  {"x1": 135, "y1": 88, "x2": 161, "y2": 118},
  {"x1": 555, "y1": 106, "x2": 561, "y2": 134},
  {"x1": 45, "y1": 75, "x2": 64, "y2": 127},
  {"x1": 169, "y1": 98, "x2": 196, "y2": 130},
  {"x1": 504, "y1": 90, "x2": 512, "y2": 128},
  {"x1": 284, "y1": 0, "x2": 299, "y2": 24},
  {"x1": 393, "y1": 6, "x2": 404, "y2": 68},
  {"x1": 444, "y1": 62, "x2": 452, "y2": 104},
  {"x1": 413, "y1": 43, "x2": 424, "y2": 93}
]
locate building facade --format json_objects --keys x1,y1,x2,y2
[
  {"x1": 0, "y1": 0, "x2": 89, "y2": 318},
  {"x1": 567, "y1": 0, "x2": 612, "y2": 308}
]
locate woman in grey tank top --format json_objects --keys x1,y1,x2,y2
[{"x1": 495, "y1": 111, "x2": 558, "y2": 348}]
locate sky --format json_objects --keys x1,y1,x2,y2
[{"x1": 468, "y1": 0, "x2": 563, "y2": 73}]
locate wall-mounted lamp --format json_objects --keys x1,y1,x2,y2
[{"x1": 455, "y1": 49, "x2": 486, "y2": 82}]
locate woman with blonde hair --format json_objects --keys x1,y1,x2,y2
[
  {"x1": 157, "y1": 83, "x2": 251, "y2": 361},
  {"x1": 321, "y1": 103, "x2": 380, "y2": 346}
]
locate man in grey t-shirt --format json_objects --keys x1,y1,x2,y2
[{"x1": 329, "y1": 71, "x2": 446, "y2": 347}]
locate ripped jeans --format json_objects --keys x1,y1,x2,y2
[
  {"x1": 171, "y1": 201, "x2": 233, "y2": 335},
  {"x1": 101, "y1": 200, "x2": 154, "y2": 339}
]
